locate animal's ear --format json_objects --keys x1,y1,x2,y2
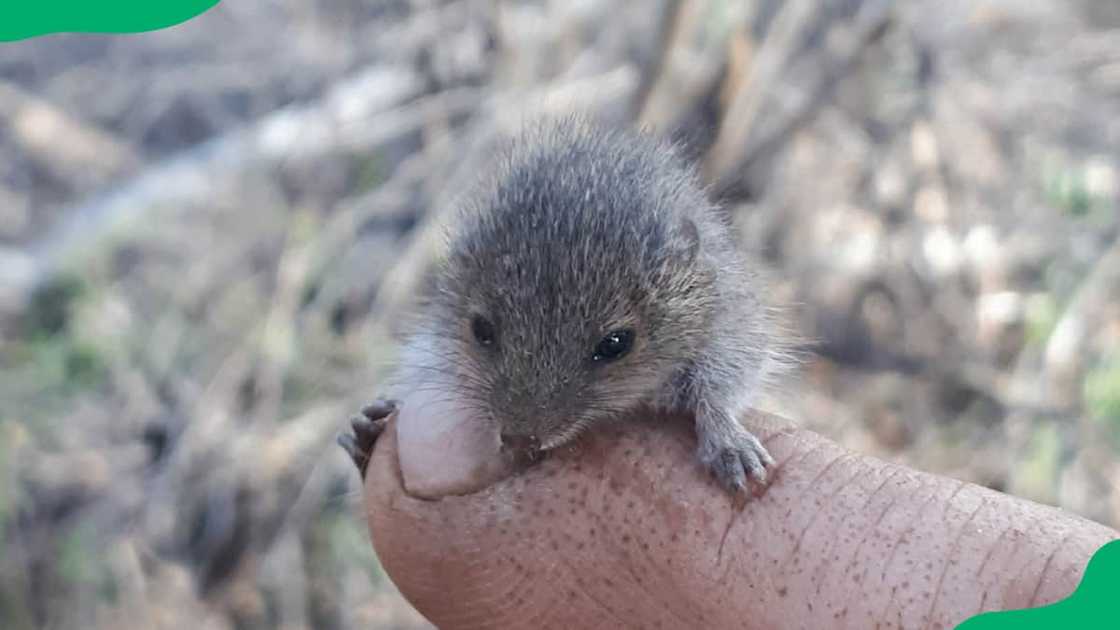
[{"x1": 670, "y1": 216, "x2": 701, "y2": 267}]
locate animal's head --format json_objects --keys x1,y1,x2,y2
[{"x1": 423, "y1": 120, "x2": 717, "y2": 453}]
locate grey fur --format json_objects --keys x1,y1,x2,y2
[{"x1": 392, "y1": 116, "x2": 785, "y2": 492}]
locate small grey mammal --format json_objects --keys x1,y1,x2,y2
[{"x1": 340, "y1": 117, "x2": 786, "y2": 494}]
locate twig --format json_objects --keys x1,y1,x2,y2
[
  {"x1": 16, "y1": 65, "x2": 433, "y2": 302},
  {"x1": 702, "y1": 0, "x2": 816, "y2": 185},
  {"x1": 0, "y1": 80, "x2": 140, "y2": 188},
  {"x1": 630, "y1": 0, "x2": 685, "y2": 122},
  {"x1": 704, "y1": 0, "x2": 893, "y2": 196}
]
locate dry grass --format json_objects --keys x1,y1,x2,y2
[{"x1": 2, "y1": 1, "x2": 1119, "y2": 628}]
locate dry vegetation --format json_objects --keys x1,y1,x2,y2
[{"x1": 2, "y1": 1, "x2": 1119, "y2": 629}]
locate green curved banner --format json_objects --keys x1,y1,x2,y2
[
  {"x1": 956, "y1": 539, "x2": 1120, "y2": 629},
  {"x1": 1, "y1": 0, "x2": 219, "y2": 41}
]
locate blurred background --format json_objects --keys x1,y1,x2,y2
[{"x1": 2, "y1": 0, "x2": 1119, "y2": 628}]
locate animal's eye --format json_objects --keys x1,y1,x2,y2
[
  {"x1": 592, "y1": 329, "x2": 634, "y2": 363},
  {"x1": 470, "y1": 315, "x2": 497, "y2": 347}
]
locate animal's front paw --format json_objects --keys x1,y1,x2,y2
[
  {"x1": 697, "y1": 425, "x2": 775, "y2": 495},
  {"x1": 337, "y1": 399, "x2": 397, "y2": 479}
]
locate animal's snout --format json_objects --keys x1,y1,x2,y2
[{"x1": 500, "y1": 432, "x2": 541, "y2": 453}]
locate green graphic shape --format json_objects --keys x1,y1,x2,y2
[
  {"x1": 1, "y1": 0, "x2": 219, "y2": 42},
  {"x1": 956, "y1": 539, "x2": 1120, "y2": 629}
]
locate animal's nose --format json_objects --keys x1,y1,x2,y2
[{"x1": 500, "y1": 433, "x2": 540, "y2": 453}]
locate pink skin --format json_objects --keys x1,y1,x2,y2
[
  {"x1": 394, "y1": 387, "x2": 514, "y2": 499},
  {"x1": 365, "y1": 405, "x2": 1118, "y2": 630}
]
